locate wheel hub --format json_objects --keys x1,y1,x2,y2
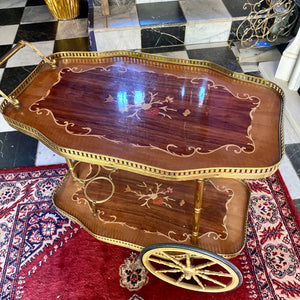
[
  {"x1": 183, "y1": 267, "x2": 196, "y2": 280},
  {"x1": 141, "y1": 244, "x2": 242, "y2": 292}
]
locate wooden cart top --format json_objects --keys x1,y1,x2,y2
[{"x1": 1, "y1": 50, "x2": 284, "y2": 180}]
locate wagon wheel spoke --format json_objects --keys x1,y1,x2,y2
[
  {"x1": 195, "y1": 261, "x2": 217, "y2": 270},
  {"x1": 159, "y1": 251, "x2": 185, "y2": 268},
  {"x1": 192, "y1": 275, "x2": 205, "y2": 289},
  {"x1": 148, "y1": 257, "x2": 181, "y2": 269},
  {"x1": 186, "y1": 253, "x2": 191, "y2": 268},
  {"x1": 156, "y1": 268, "x2": 183, "y2": 274},
  {"x1": 141, "y1": 243, "x2": 243, "y2": 293},
  {"x1": 198, "y1": 270, "x2": 233, "y2": 278},
  {"x1": 176, "y1": 274, "x2": 185, "y2": 284},
  {"x1": 195, "y1": 274, "x2": 227, "y2": 288}
]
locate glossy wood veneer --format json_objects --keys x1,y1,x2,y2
[
  {"x1": 53, "y1": 162, "x2": 250, "y2": 257},
  {"x1": 2, "y1": 52, "x2": 284, "y2": 180}
]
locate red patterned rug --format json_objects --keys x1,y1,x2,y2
[{"x1": 1, "y1": 165, "x2": 300, "y2": 299}]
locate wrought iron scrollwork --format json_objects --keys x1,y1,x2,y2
[{"x1": 236, "y1": 0, "x2": 298, "y2": 47}]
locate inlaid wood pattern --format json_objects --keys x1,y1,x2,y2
[
  {"x1": 53, "y1": 162, "x2": 250, "y2": 255},
  {"x1": 30, "y1": 65, "x2": 259, "y2": 156},
  {"x1": 2, "y1": 54, "x2": 283, "y2": 178}
]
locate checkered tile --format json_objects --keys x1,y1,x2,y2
[{"x1": 0, "y1": 0, "x2": 89, "y2": 168}]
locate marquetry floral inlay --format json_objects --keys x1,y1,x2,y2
[
  {"x1": 105, "y1": 92, "x2": 177, "y2": 120},
  {"x1": 125, "y1": 182, "x2": 185, "y2": 209},
  {"x1": 29, "y1": 64, "x2": 262, "y2": 157}
]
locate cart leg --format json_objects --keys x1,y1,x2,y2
[
  {"x1": 66, "y1": 158, "x2": 76, "y2": 179},
  {"x1": 191, "y1": 179, "x2": 205, "y2": 245}
]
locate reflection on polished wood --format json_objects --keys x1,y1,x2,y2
[
  {"x1": 0, "y1": 48, "x2": 277, "y2": 274},
  {"x1": 1, "y1": 51, "x2": 284, "y2": 180},
  {"x1": 53, "y1": 162, "x2": 250, "y2": 256}
]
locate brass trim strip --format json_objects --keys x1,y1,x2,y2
[
  {"x1": 2, "y1": 113, "x2": 283, "y2": 181},
  {"x1": 52, "y1": 171, "x2": 249, "y2": 258},
  {"x1": 55, "y1": 204, "x2": 144, "y2": 252},
  {"x1": 2, "y1": 113, "x2": 282, "y2": 181},
  {"x1": 0, "y1": 49, "x2": 284, "y2": 180},
  {"x1": 0, "y1": 40, "x2": 56, "y2": 106},
  {"x1": 221, "y1": 179, "x2": 251, "y2": 259},
  {"x1": 1, "y1": 49, "x2": 286, "y2": 103},
  {"x1": 52, "y1": 173, "x2": 144, "y2": 252},
  {"x1": 0, "y1": 61, "x2": 46, "y2": 110}
]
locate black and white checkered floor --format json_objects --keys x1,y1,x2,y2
[{"x1": 0, "y1": 0, "x2": 300, "y2": 212}]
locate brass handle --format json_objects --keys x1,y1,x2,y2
[{"x1": 0, "y1": 40, "x2": 56, "y2": 107}]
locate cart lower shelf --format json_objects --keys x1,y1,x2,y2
[{"x1": 53, "y1": 162, "x2": 250, "y2": 258}]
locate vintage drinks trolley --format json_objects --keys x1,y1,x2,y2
[{"x1": 0, "y1": 41, "x2": 284, "y2": 293}]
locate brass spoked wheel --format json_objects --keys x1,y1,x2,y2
[{"x1": 140, "y1": 243, "x2": 242, "y2": 292}]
